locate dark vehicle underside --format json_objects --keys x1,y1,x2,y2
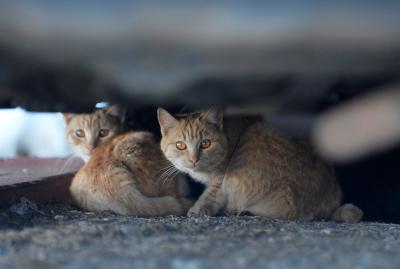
[{"x1": 1, "y1": 2, "x2": 400, "y2": 268}]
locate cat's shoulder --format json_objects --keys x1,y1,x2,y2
[
  {"x1": 111, "y1": 131, "x2": 158, "y2": 156},
  {"x1": 116, "y1": 131, "x2": 157, "y2": 145}
]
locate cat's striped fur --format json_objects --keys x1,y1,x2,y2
[{"x1": 158, "y1": 108, "x2": 363, "y2": 222}]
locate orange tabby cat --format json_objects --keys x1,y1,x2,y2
[
  {"x1": 70, "y1": 131, "x2": 192, "y2": 216},
  {"x1": 64, "y1": 105, "x2": 126, "y2": 162},
  {"x1": 158, "y1": 108, "x2": 363, "y2": 222}
]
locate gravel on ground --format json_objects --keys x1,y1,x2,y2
[{"x1": 0, "y1": 199, "x2": 400, "y2": 269}]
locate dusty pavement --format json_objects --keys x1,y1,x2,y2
[{"x1": 0, "y1": 199, "x2": 400, "y2": 269}]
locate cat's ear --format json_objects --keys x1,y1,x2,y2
[
  {"x1": 63, "y1": 113, "x2": 76, "y2": 124},
  {"x1": 157, "y1": 108, "x2": 179, "y2": 136},
  {"x1": 203, "y1": 108, "x2": 223, "y2": 130},
  {"x1": 105, "y1": 105, "x2": 126, "y2": 123}
]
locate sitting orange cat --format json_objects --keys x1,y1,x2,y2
[{"x1": 158, "y1": 108, "x2": 363, "y2": 222}]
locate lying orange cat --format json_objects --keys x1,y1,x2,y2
[{"x1": 70, "y1": 130, "x2": 192, "y2": 216}]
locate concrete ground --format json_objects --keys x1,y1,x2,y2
[{"x1": 0, "y1": 200, "x2": 400, "y2": 269}]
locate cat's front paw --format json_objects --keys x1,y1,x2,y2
[{"x1": 187, "y1": 204, "x2": 214, "y2": 217}]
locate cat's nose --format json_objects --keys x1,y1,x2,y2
[
  {"x1": 87, "y1": 145, "x2": 95, "y2": 153},
  {"x1": 189, "y1": 155, "x2": 199, "y2": 165}
]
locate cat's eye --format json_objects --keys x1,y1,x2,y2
[
  {"x1": 99, "y1": 129, "x2": 110, "y2": 138},
  {"x1": 200, "y1": 139, "x2": 211, "y2": 149},
  {"x1": 176, "y1": 141, "x2": 187, "y2": 150},
  {"x1": 75, "y1": 129, "x2": 85, "y2": 138}
]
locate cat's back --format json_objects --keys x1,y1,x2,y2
[
  {"x1": 112, "y1": 131, "x2": 159, "y2": 160},
  {"x1": 83, "y1": 131, "x2": 181, "y2": 194},
  {"x1": 240, "y1": 123, "x2": 296, "y2": 158},
  {"x1": 71, "y1": 131, "x2": 160, "y2": 207},
  {"x1": 223, "y1": 121, "x2": 340, "y2": 218},
  {"x1": 84, "y1": 131, "x2": 157, "y2": 165},
  {"x1": 228, "y1": 121, "x2": 335, "y2": 184}
]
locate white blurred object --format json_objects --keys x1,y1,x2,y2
[
  {"x1": 0, "y1": 108, "x2": 73, "y2": 158},
  {"x1": 313, "y1": 85, "x2": 400, "y2": 162},
  {"x1": 95, "y1": 102, "x2": 109, "y2": 109}
]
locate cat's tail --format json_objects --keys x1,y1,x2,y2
[{"x1": 330, "y1": 203, "x2": 363, "y2": 223}]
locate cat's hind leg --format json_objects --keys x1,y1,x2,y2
[
  {"x1": 246, "y1": 201, "x2": 298, "y2": 220},
  {"x1": 245, "y1": 190, "x2": 302, "y2": 220}
]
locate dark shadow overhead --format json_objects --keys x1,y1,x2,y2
[{"x1": 0, "y1": 1, "x2": 399, "y2": 112}]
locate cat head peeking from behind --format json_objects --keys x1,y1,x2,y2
[
  {"x1": 64, "y1": 105, "x2": 126, "y2": 162},
  {"x1": 157, "y1": 108, "x2": 228, "y2": 175}
]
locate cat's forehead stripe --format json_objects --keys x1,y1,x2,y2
[{"x1": 180, "y1": 119, "x2": 204, "y2": 140}]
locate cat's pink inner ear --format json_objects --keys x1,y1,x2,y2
[
  {"x1": 63, "y1": 113, "x2": 75, "y2": 124},
  {"x1": 203, "y1": 108, "x2": 223, "y2": 129},
  {"x1": 157, "y1": 108, "x2": 178, "y2": 136}
]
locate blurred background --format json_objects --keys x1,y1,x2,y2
[
  {"x1": 0, "y1": 109, "x2": 70, "y2": 158},
  {"x1": 1, "y1": 1, "x2": 400, "y2": 222}
]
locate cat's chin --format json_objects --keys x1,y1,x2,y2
[
  {"x1": 179, "y1": 165, "x2": 200, "y2": 174},
  {"x1": 182, "y1": 165, "x2": 208, "y2": 174},
  {"x1": 174, "y1": 161, "x2": 210, "y2": 174}
]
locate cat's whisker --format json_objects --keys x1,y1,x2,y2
[
  {"x1": 157, "y1": 165, "x2": 177, "y2": 179},
  {"x1": 158, "y1": 169, "x2": 177, "y2": 184},
  {"x1": 158, "y1": 164, "x2": 176, "y2": 174},
  {"x1": 161, "y1": 170, "x2": 179, "y2": 185},
  {"x1": 158, "y1": 166, "x2": 179, "y2": 185},
  {"x1": 158, "y1": 166, "x2": 173, "y2": 177},
  {"x1": 59, "y1": 154, "x2": 79, "y2": 173}
]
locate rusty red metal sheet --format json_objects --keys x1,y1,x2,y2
[
  {"x1": 0, "y1": 157, "x2": 83, "y2": 204},
  {"x1": 0, "y1": 157, "x2": 82, "y2": 187}
]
